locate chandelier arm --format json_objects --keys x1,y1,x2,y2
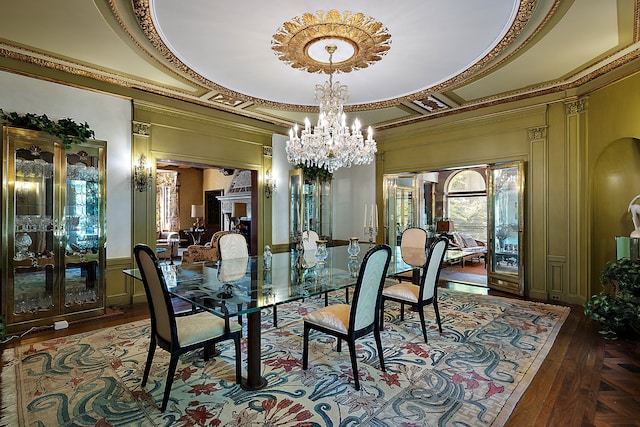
[{"x1": 285, "y1": 43, "x2": 376, "y2": 173}]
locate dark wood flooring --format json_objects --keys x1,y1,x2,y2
[{"x1": 2, "y1": 280, "x2": 639, "y2": 426}]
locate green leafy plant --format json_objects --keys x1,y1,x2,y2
[
  {"x1": 0, "y1": 109, "x2": 95, "y2": 148},
  {"x1": 296, "y1": 164, "x2": 332, "y2": 181},
  {"x1": 584, "y1": 258, "x2": 640, "y2": 339}
]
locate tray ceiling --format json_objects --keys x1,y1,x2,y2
[{"x1": 0, "y1": 0, "x2": 638, "y2": 130}]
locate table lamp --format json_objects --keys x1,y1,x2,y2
[{"x1": 191, "y1": 204, "x2": 204, "y2": 229}]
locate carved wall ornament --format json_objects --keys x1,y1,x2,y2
[
  {"x1": 528, "y1": 126, "x2": 547, "y2": 142},
  {"x1": 271, "y1": 10, "x2": 392, "y2": 74},
  {"x1": 132, "y1": 121, "x2": 151, "y2": 136},
  {"x1": 263, "y1": 146, "x2": 273, "y2": 158},
  {"x1": 565, "y1": 98, "x2": 587, "y2": 115}
]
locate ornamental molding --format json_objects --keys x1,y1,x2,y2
[
  {"x1": 263, "y1": 146, "x2": 273, "y2": 158},
  {"x1": 528, "y1": 126, "x2": 547, "y2": 142},
  {"x1": 565, "y1": 98, "x2": 588, "y2": 115},
  {"x1": 132, "y1": 121, "x2": 151, "y2": 136},
  {"x1": 271, "y1": 10, "x2": 391, "y2": 74}
]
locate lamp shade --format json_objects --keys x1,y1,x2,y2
[
  {"x1": 231, "y1": 202, "x2": 247, "y2": 218},
  {"x1": 191, "y1": 204, "x2": 204, "y2": 218}
]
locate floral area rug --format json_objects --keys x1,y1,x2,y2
[{"x1": 1, "y1": 287, "x2": 569, "y2": 426}]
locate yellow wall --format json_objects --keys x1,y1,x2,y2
[
  {"x1": 128, "y1": 101, "x2": 278, "y2": 303},
  {"x1": 375, "y1": 71, "x2": 640, "y2": 304}
]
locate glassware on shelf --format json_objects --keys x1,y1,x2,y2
[
  {"x1": 347, "y1": 237, "x2": 361, "y2": 258},
  {"x1": 14, "y1": 232, "x2": 32, "y2": 260}
]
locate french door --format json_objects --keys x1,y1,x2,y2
[{"x1": 487, "y1": 161, "x2": 525, "y2": 295}]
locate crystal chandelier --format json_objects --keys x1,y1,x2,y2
[{"x1": 285, "y1": 44, "x2": 376, "y2": 174}]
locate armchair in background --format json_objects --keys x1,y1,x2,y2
[{"x1": 181, "y1": 230, "x2": 234, "y2": 263}]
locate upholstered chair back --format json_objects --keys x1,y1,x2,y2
[
  {"x1": 218, "y1": 233, "x2": 248, "y2": 259},
  {"x1": 351, "y1": 245, "x2": 392, "y2": 331},
  {"x1": 421, "y1": 237, "x2": 448, "y2": 301},
  {"x1": 134, "y1": 245, "x2": 175, "y2": 344}
]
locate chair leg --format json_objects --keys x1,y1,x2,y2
[
  {"x1": 142, "y1": 337, "x2": 156, "y2": 387},
  {"x1": 273, "y1": 305, "x2": 278, "y2": 328},
  {"x1": 400, "y1": 302, "x2": 405, "y2": 321},
  {"x1": 345, "y1": 288, "x2": 349, "y2": 304},
  {"x1": 337, "y1": 337, "x2": 342, "y2": 352},
  {"x1": 347, "y1": 339, "x2": 360, "y2": 391},
  {"x1": 302, "y1": 323, "x2": 310, "y2": 370},
  {"x1": 418, "y1": 305, "x2": 429, "y2": 344},
  {"x1": 374, "y1": 326, "x2": 385, "y2": 372},
  {"x1": 433, "y1": 300, "x2": 443, "y2": 334},
  {"x1": 325, "y1": 291, "x2": 329, "y2": 306},
  {"x1": 161, "y1": 353, "x2": 179, "y2": 412},
  {"x1": 379, "y1": 301, "x2": 385, "y2": 331}
]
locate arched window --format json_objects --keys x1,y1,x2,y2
[{"x1": 444, "y1": 169, "x2": 487, "y2": 240}]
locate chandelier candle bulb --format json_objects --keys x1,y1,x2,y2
[{"x1": 364, "y1": 205, "x2": 367, "y2": 228}]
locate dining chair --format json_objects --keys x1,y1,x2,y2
[
  {"x1": 134, "y1": 244, "x2": 242, "y2": 412},
  {"x1": 302, "y1": 244, "x2": 392, "y2": 391},
  {"x1": 380, "y1": 236, "x2": 448, "y2": 343},
  {"x1": 218, "y1": 232, "x2": 249, "y2": 259},
  {"x1": 396, "y1": 227, "x2": 428, "y2": 283},
  {"x1": 217, "y1": 232, "x2": 250, "y2": 324}
]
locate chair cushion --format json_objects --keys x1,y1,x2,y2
[
  {"x1": 304, "y1": 304, "x2": 351, "y2": 334},
  {"x1": 382, "y1": 283, "x2": 419, "y2": 303},
  {"x1": 175, "y1": 311, "x2": 241, "y2": 347}
]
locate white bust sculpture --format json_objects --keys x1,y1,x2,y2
[{"x1": 628, "y1": 194, "x2": 640, "y2": 238}]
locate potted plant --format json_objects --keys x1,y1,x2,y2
[
  {"x1": 584, "y1": 257, "x2": 640, "y2": 339},
  {"x1": 0, "y1": 109, "x2": 95, "y2": 148},
  {"x1": 295, "y1": 164, "x2": 332, "y2": 181}
]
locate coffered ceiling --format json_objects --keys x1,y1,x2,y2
[{"x1": 0, "y1": 1, "x2": 638, "y2": 130}]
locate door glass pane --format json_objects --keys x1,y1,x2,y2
[
  {"x1": 13, "y1": 145, "x2": 56, "y2": 314},
  {"x1": 492, "y1": 166, "x2": 519, "y2": 276},
  {"x1": 64, "y1": 149, "x2": 100, "y2": 307},
  {"x1": 289, "y1": 172, "x2": 301, "y2": 240}
]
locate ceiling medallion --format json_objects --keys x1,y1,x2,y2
[{"x1": 272, "y1": 9, "x2": 391, "y2": 74}]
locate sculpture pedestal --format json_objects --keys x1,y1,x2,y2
[{"x1": 615, "y1": 236, "x2": 640, "y2": 260}]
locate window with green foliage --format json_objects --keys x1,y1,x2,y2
[{"x1": 445, "y1": 169, "x2": 487, "y2": 240}]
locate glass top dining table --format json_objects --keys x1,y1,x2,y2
[{"x1": 123, "y1": 244, "x2": 465, "y2": 390}]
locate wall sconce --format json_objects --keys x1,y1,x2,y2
[
  {"x1": 133, "y1": 154, "x2": 153, "y2": 192},
  {"x1": 265, "y1": 169, "x2": 276, "y2": 198}
]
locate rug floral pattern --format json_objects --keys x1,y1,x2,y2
[{"x1": 1, "y1": 287, "x2": 569, "y2": 426}]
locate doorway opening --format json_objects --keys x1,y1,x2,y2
[
  {"x1": 384, "y1": 160, "x2": 525, "y2": 295},
  {"x1": 155, "y1": 160, "x2": 257, "y2": 258},
  {"x1": 384, "y1": 166, "x2": 488, "y2": 288}
]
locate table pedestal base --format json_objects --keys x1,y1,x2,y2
[{"x1": 241, "y1": 376, "x2": 268, "y2": 391}]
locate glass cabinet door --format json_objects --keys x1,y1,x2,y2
[
  {"x1": 289, "y1": 169, "x2": 302, "y2": 241},
  {"x1": 383, "y1": 174, "x2": 417, "y2": 246},
  {"x1": 487, "y1": 160, "x2": 525, "y2": 295},
  {"x1": 317, "y1": 179, "x2": 332, "y2": 240},
  {"x1": 289, "y1": 169, "x2": 332, "y2": 243},
  {"x1": 7, "y1": 132, "x2": 59, "y2": 324},
  {"x1": 3, "y1": 127, "x2": 106, "y2": 332},
  {"x1": 63, "y1": 145, "x2": 105, "y2": 313}
]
